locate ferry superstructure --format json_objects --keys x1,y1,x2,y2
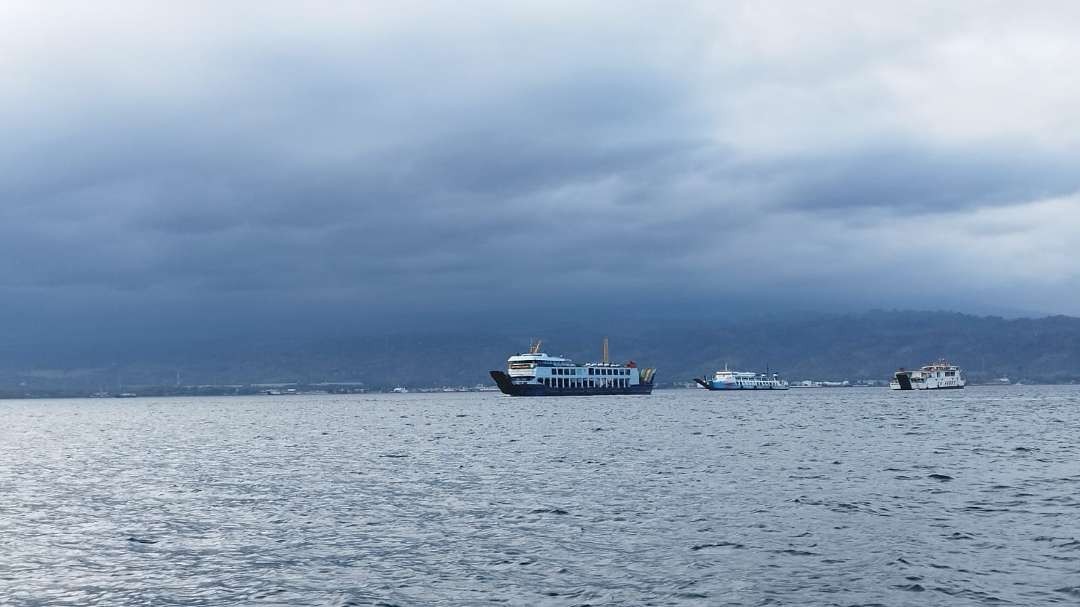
[
  {"x1": 890, "y1": 360, "x2": 965, "y2": 390},
  {"x1": 695, "y1": 368, "x2": 789, "y2": 390},
  {"x1": 489, "y1": 340, "x2": 655, "y2": 396}
]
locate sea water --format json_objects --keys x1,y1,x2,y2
[{"x1": 1, "y1": 387, "x2": 1078, "y2": 605}]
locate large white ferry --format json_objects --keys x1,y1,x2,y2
[
  {"x1": 489, "y1": 340, "x2": 655, "y2": 396},
  {"x1": 890, "y1": 360, "x2": 966, "y2": 390},
  {"x1": 695, "y1": 368, "x2": 789, "y2": 390}
]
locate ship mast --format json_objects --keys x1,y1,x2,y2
[
  {"x1": 602, "y1": 337, "x2": 609, "y2": 364},
  {"x1": 529, "y1": 339, "x2": 543, "y2": 354}
]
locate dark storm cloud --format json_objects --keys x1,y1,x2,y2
[
  {"x1": 773, "y1": 145, "x2": 1080, "y2": 213},
  {"x1": 3, "y1": 0, "x2": 1080, "y2": 343}
]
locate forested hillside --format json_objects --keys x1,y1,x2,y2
[{"x1": 2, "y1": 311, "x2": 1079, "y2": 392}]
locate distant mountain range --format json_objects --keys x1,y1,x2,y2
[{"x1": 2, "y1": 310, "x2": 1079, "y2": 394}]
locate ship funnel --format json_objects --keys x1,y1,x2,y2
[{"x1": 602, "y1": 337, "x2": 609, "y2": 364}]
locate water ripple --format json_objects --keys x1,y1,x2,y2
[{"x1": 1, "y1": 386, "x2": 1079, "y2": 605}]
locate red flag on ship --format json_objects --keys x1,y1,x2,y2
[{"x1": 627, "y1": 361, "x2": 637, "y2": 368}]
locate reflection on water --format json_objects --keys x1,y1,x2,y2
[{"x1": 1, "y1": 387, "x2": 1078, "y2": 605}]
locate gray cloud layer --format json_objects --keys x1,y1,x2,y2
[{"x1": 3, "y1": 1, "x2": 1080, "y2": 342}]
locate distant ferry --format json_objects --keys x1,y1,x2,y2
[
  {"x1": 890, "y1": 360, "x2": 965, "y2": 390},
  {"x1": 791, "y1": 380, "x2": 851, "y2": 388},
  {"x1": 489, "y1": 339, "x2": 655, "y2": 396},
  {"x1": 695, "y1": 368, "x2": 789, "y2": 390}
]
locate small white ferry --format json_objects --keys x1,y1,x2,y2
[
  {"x1": 695, "y1": 368, "x2": 789, "y2": 391},
  {"x1": 489, "y1": 339, "x2": 655, "y2": 396},
  {"x1": 890, "y1": 360, "x2": 965, "y2": 390}
]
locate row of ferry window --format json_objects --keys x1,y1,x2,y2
[
  {"x1": 543, "y1": 378, "x2": 629, "y2": 388},
  {"x1": 549, "y1": 368, "x2": 629, "y2": 376}
]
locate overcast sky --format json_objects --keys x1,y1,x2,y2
[{"x1": 3, "y1": 1, "x2": 1080, "y2": 342}]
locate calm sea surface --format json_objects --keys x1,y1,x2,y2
[{"x1": 1, "y1": 387, "x2": 1079, "y2": 606}]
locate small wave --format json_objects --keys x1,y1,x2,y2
[
  {"x1": 127, "y1": 536, "x2": 158, "y2": 544},
  {"x1": 932, "y1": 586, "x2": 1005, "y2": 602},
  {"x1": 928, "y1": 473, "x2": 954, "y2": 481},
  {"x1": 531, "y1": 508, "x2": 569, "y2": 515},
  {"x1": 770, "y1": 549, "x2": 819, "y2": 556},
  {"x1": 961, "y1": 505, "x2": 1010, "y2": 513},
  {"x1": 691, "y1": 541, "x2": 744, "y2": 551}
]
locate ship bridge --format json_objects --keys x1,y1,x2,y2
[{"x1": 507, "y1": 352, "x2": 572, "y2": 370}]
